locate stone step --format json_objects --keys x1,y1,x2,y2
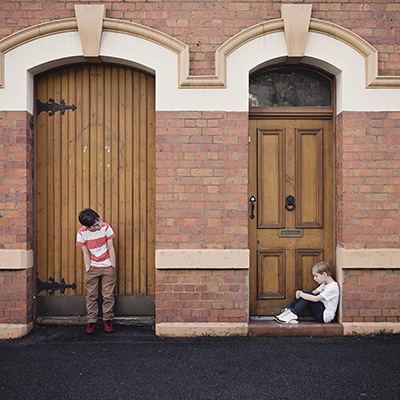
[{"x1": 248, "y1": 318, "x2": 343, "y2": 337}]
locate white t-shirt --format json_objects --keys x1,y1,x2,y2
[{"x1": 316, "y1": 281, "x2": 340, "y2": 323}]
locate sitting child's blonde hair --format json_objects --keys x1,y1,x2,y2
[{"x1": 312, "y1": 260, "x2": 331, "y2": 276}]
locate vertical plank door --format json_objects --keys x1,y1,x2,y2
[{"x1": 35, "y1": 65, "x2": 155, "y2": 316}]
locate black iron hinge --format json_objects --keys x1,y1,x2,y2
[
  {"x1": 37, "y1": 277, "x2": 77, "y2": 295},
  {"x1": 37, "y1": 98, "x2": 77, "y2": 116}
]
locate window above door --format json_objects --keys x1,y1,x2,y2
[{"x1": 249, "y1": 66, "x2": 333, "y2": 108}]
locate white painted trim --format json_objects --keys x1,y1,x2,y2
[
  {"x1": 343, "y1": 322, "x2": 400, "y2": 336},
  {"x1": 0, "y1": 322, "x2": 33, "y2": 339},
  {"x1": 156, "y1": 249, "x2": 249, "y2": 270},
  {"x1": 304, "y1": 33, "x2": 400, "y2": 113},
  {"x1": 156, "y1": 322, "x2": 248, "y2": 337},
  {"x1": 0, "y1": 32, "x2": 83, "y2": 113},
  {"x1": 0, "y1": 249, "x2": 33, "y2": 270},
  {"x1": 1, "y1": 21, "x2": 399, "y2": 113}
]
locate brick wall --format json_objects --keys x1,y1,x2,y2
[
  {"x1": 156, "y1": 269, "x2": 248, "y2": 324},
  {"x1": 0, "y1": 1, "x2": 398, "y2": 76},
  {"x1": 342, "y1": 269, "x2": 400, "y2": 323},
  {"x1": 0, "y1": 268, "x2": 34, "y2": 325},
  {"x1": 337, "y1": 112, "x2": 400, "y2": 325},
  {"x1": 156, "y1": 111, "x2": 248, "y2": 249},
  {"x1": 0, "y1": 111, "x2": 34, "y2": 250},
  {"x1": 337, "y1": 111, "x2": 400, "y2": 249},
  {"x1": 0, "y1": 111, "x2": 34, "y2": 325}
]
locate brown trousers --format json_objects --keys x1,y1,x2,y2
[{"x1": 84, "y1": 266, "x2": 117, "y2": 323}]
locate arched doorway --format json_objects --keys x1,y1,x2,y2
[
  {"x1": 248, "y1": 66, "x2": 335, "y2": 316},
  {"x1": 35, "y1": 64, "x2": 155, "y2": 319}
]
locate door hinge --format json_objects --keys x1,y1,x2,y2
[
  {"x1": 37, "y1": 277, "x2": 77, "y2": 295},
  {"x1": 37, "y1": 98, "x2": 77, "y2": 116}
]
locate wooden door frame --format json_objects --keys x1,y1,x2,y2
[{"x1": 248, "y1": 106, "x2": 336, "y2": 316}]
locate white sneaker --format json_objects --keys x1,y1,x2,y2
[
  {"x1": 274, "y1": 308, "x2": 291, "y2": 321},
  {"x1": 275, "y1": 310, "x2": 299, "y2": 324}
]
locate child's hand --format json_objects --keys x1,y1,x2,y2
[{"x1": 295, "y1": 290, "x2": 302, "y2": 299}]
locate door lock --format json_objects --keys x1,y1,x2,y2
[{"x1": 285, "y1": 195, "x2": 296, "y2": 211}]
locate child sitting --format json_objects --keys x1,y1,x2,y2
[{"x1": 275, "y1": 261, "x2": 339, "y2": 324}]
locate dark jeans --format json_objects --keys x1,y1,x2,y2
[{"x1": 288, "y1": 290, "x2": 325, "y2": 322}]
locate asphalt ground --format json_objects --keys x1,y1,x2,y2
[{"x1": 0, "y1": 326, "x2": 399, "y2": 400}]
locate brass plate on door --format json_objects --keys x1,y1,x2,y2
[{"x1": 279, "y1": 229, "x2": 303, "y2": 238}]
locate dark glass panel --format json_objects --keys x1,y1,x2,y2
[{"x1": 249, "y1": 67, "x2": 332, "y2": 107}]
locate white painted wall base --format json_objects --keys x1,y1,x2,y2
[
  {"x1": 343, "y1": 323, "x2": 400, "y2": 336},
  {"x1": 156, "y1": 322, "x2": 248, "y2": 337},
  {"x1": 0, "y1": 322, "x2": 33, "y2": 339}
]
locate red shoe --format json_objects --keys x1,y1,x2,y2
[
  {"x1": 103, "y1": 320, "x2": 114, "y2": 333},
  {"x1": 85, "y1": 323, "x2": 96, "y2": 334}
]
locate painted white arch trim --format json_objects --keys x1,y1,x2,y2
[{"x1": 0, "y1": 15, "x2": 399, "y2": 113}]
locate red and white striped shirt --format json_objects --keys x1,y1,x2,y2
[{"x1": 76, "y1": 222, "x2": 115, "y2": 268}]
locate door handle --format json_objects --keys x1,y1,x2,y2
[
  {"x1": 249, "y1": 196, "x2": 256, "y2": 219},
  {"x1": 285, "y1": 195, "x2": 296, "y2": 211}
]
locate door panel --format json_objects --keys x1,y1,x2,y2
[
  {"x1": 296, "y1": 128, "x2": 323, "y2": 227},
  {"x1": 249, "y1": 118, "x2": 334, "y2": 315},
  {"x1": 35, "y1": 65, "x2": 155, "y2": 316},
  {"x1": 295, "y1": 249, "x2": 325, "y2": 291},
  {"x1": 258, "y1": 128, "x2": 285, "y2": 228},
  {"x1": 257, "y1": 250, "x2": 286, "y2": 299}
]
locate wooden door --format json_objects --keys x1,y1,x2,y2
[
  {"x1": 35, "y1": 65, "x2": 155, "y2": 317},
  {"x1": 249, "y1": 118, "x2": 334, "y2": 316}
]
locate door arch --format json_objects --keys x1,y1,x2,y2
[
  {"x1": 248, "y1": 65, "x2": 335, "y2": 316},
  {"x1": 35, "y1": 64, "x2": 155, "y2": 318}
]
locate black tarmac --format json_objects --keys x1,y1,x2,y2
[{"x1": 0, "y1": 326, "x2": 399, "y2": 400}]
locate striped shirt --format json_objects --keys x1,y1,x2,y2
[{"x1": 76, "y1": 222, "x2": 115, "y2": 268}]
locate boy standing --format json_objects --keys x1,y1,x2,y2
[
  {"x1": 275, "y1": 261, "x2": 339, "y2": 324},
  {"x1": 76, "y1": 208, "x2": 117, "y2": 334}
]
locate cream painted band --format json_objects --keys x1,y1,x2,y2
[
  {"x1": 156, "y1": 322, "x2": 248, "y2": 337},
  {"x1": 156, "y1": 249, "x2": 249, "y2": 270},
  {"x1": 0, "y1": 249, "x2": 33, "y2": 270},
  {"x1": 336, "y1": 246, "x2": 400, "y2": 269},
  {"x1": 343, "y1": 322, "x2": 400, "y2": 336},
  {"x1": 0, "y1": 322, "x2": 33, "y2": 339}
]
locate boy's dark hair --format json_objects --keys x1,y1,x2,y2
[
  {"x1": 78, "y1": 208, "x2": 100, "y2": 228},
  {"x1": 312, "y1": 260, "x2": 331, "y2": 276}
]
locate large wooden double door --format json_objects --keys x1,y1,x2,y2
[
  {"x1": 249, "y1": 117, "x2": 335, "y2": 316},
  {"x1": 35, "y1": 65, "x2": 155, "y2": 317}
]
